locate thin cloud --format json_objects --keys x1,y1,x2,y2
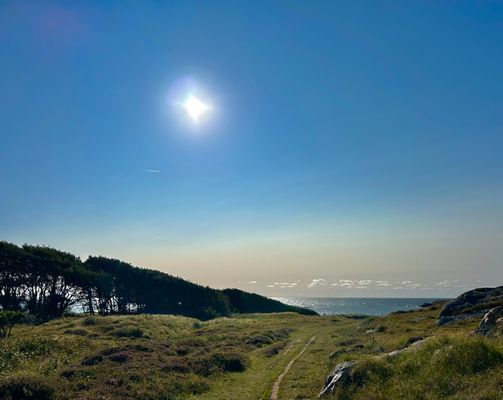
[
  {"x1": 248, "y1": 281, "x2": 257, "y2": 284},
  {"x1": 145, "y1": 169, "x2": 161, "y2": 173}
]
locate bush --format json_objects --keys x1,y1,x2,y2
[
  {"x1": 434, "y1": 339, "x2": 503, "y2": 375},
  {"x1": 352, "y1": 358, "x2": 391, "y2": 386},
  {"x1": 81, "y1": 354, "x2": 104, "y2": 366},
  {"x1": 112, "y1": 327, "x2": 144, "y2": 338},
  {"x1": 264, "y1": 342, "x2": 287, "y2": 357},
  {"x1": 64, "y1": 329, "x2": 88, "y2": 336},
  {"x1": 0, "y1": 311, "x2": 25, "y2": 339},
  {"x1": 192, "y1": 351, "x2": 248, "y2": 375},
  {"x1": 0, "y1": 375, "x2": 55, "y2": 400},
  {"x1": 109, "y1": 351, "x2": 129, "y2": 363},
  {"x1": 82, "y1": 317, "x2": 98, "y2": 326}
]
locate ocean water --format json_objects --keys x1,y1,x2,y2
[{"x1": 273, "y1": 297, "x2": 445, "y2": 316}]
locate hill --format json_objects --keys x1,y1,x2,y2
[
  {"x1": 0, "y1": 241, "x2": 316, "y2": 321},
  {"x1": 0, "y1": 296, "x2": 501, "y2": 399}
]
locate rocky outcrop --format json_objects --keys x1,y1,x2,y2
[
  {"x1": 318, "y1": 361, "x2": 355, "y2": 397},
  {"x1": 437, "y1": 286, "x2": 503, "y2": 326},
  {"x1": 320, "y1": 337, "x2": 430, "y2": 396},
  {"x1": 473, "y1": 306, "x2": 503, "y2": 336}
]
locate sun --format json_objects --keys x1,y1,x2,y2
[{"x1": 183, "y1": 95, "x2": 210, "y2": 122}]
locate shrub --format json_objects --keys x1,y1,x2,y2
[
  {"x1": 109, "y1": 352, "x2": 129, "y2": 363},
  {"x1": 82, "y1": 317, "x2": 98, "y2": 326},
  {"x1": 0, "y1": 375, "x2": 55, "y2": 400},
  {"x1": 81, "y1": 354, "x2": 104, "y2": 366},
  {"x1": 0, "y1": 311, "x2": 25, "y2": 339},
  {"x1": 161, "y1": 357, "x2": 190, "y2": 373},
  {"x1": 264, "y1": 342, "x2": 287, "y2": 357},
  {"x1": 434, "y1": 339, "x2": 503, "y2": 375},
  {"x1": 352, "y1": 358, "x2": 392, "y2": 386},
  {"x1": 192, "y1": 351, "x2": 248, "y2": 375},
  {"x1": 17, "y1": 338, "x2": 54, "y2": 357},
  {"x1": 112, "y1": 327, "x2": 144, "y2": 338},
  {"x1": 245, "y1": 334, "x2": 272, "y2": 347},
  {"x1": 64, "y1": 329, "x2": 88, "y2": 336}
]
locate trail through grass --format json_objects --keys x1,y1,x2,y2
[{"x1": 1, "y1": 304, "x2": 501, "y2": 400}]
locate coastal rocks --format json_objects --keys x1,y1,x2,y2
[
  {"x1": 385, "y1": 337, "x2": 428, "y2": 358},
  {"x1": 437, "y1": 286, "x2": 503, "y2": 326},
  {"x1": 473, "y1": 306, "x2": 503, "y2": 336},
  {"x1": 320, "y1": 338, "x2": 430, "y2": 396},
  {"x1": 318, "y1": 361, "x2": 356, "y2": 397}
]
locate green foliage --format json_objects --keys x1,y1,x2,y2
[
  {"x1": 112, "y1": 327, "x2": 144, "y2": 338},
  {"x1": 0, "y1": 311, "x2": 24, "y2": 338},
  {"x1": 433, "y1": 338, "x2": 503, "y2": 375},
  {"x1": 0, "y1": 241, "x2": 314, "y2": 322},
  {"x1": 0, "y1": 375, "x2": 55, "y2": 400},
  {"x1": 329, "y1": 333, "x2": 503, "y2": 400},
  {"x1": 192, "y1": 352, "x2": 249, "y2": 376}
]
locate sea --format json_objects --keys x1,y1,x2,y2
[{"x1": 273, "y1": 297, "x2": 446, "y2": 316}]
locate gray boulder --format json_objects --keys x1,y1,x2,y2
[
  {"x1": 473, "y1": 306, "x2": 503, "y2": 336},
  {"x1": 318, "y1": 361, "x2": 355, "y2": 397},
  {"x1": 437, "y1": 286, "x2": 503, "y2": 326}
]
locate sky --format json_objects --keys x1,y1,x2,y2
[{"x1": 0, "y1": 1, "x2": 502, "y2": 298}]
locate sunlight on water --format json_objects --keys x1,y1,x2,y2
[{"x1": 273, "y1": 297, "x2": 444, "y2": 316}]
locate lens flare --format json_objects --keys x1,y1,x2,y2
[{"x1": 183, "y1": 95, "x2": 209, "y2": 121}]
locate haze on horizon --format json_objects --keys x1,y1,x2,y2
[{"x1": 1, "y1": 1, "x2": 502, "y2": 298}]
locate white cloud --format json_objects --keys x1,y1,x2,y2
[
  {"x1": 375, "y1": 280, "x2": 391, "y2": 287},
  {"x1": 308, "y1": 278, "x2": 327, "y2": 288},
  {"x1": 144, "y1": 169, "x2": 160, "y2": 173},
  {"x1": 358, "y1": 280, "x2": 373, "y2": 285},
  {"x1": 248, "y1": 281, "x2": 257, "y2": 284}
]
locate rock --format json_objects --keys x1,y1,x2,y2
[
  {"x1": 387, "y1": 349, "x2": 404, "y2": 357},
  {"x1": 473, "y1": 306, "x2": 503, "y2": 336},
  {"x1": 384, "y1": 337, "x2": 429, "y2": 358},
  {"x1": 496, "y1": 318, "x2": 503, "y2": 336},
  {"x1": 405, "y1": 336, "x2": 424, "y2": 346},
  {"x1": 437, "y1": 286, "x2": 503, "y2": 326},
  {"x1": 318, "y1": 361, "x2": 356, "y2": 397},
  {"x1": 409, "y1": 338, "x2": 428, "y2": 348}
]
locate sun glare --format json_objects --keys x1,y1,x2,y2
[{"x1": 183, "y1": 95, "x2": 209, "y2": 122}]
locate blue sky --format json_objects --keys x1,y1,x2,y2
[{"x1": 1, "y1": 1, "x2": 502, "y2": 297}]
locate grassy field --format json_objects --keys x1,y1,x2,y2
[{"x1": 0, "y1": 303, "x2": 502, "y2": 400}]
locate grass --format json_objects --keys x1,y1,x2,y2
[
  {"x1": 0, "y1": 304, "x2": 501, "y2": 399},
  {"x1": 325, "y1": 304, "x2": 503, "y2": 400}
]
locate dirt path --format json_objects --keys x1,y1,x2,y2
[{"x1": 270, "y1": 335, "x2": 316, "y2": 400}]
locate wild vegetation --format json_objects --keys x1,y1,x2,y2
[
  {"x1": 0, "y1": 302, "x2": 501, "y2": 399},
  {"x1": 322, "y1": 305, "x2": 503, "y2": 400},
  {"x1": 0, "y1": 241, "x2": 315, "y2": 321}
]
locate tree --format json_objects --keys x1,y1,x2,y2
[{"x1": 0, "y1": 311, "x2": 24, "y2": 338}]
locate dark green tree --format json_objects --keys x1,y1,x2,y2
[{"x1": 0, "y1": 310, "x2": 24, "y2": 338}]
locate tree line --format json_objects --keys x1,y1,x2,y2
[{"x1": 0, "y1": 241, "x2": 316, "y2": 321}]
